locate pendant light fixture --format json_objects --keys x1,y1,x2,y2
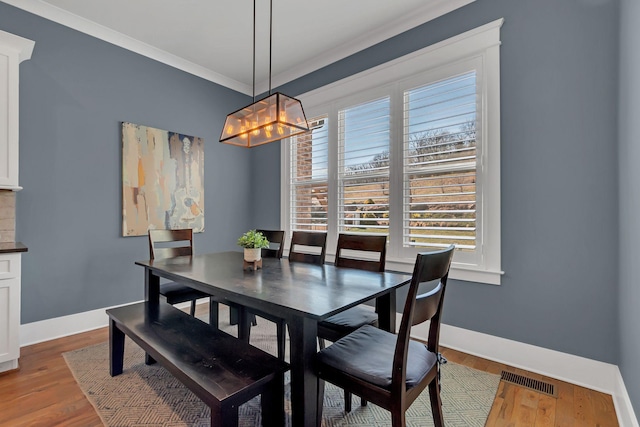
[{"x1": 220, "y1": 0, "x2": 309, "y2": 148}]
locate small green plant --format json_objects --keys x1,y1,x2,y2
[{"x1": 237, "y1": 230, "x2": 269, "y2": 249}]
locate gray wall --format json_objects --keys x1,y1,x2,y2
[
  {"x1": 0, "y1": 2, "x2": 253, "y2": 323},
  {"x1": 618, "y1": 0, "x2": 639, "y2": 414},
  {"x1": 252, "y1": 0, "x2": 621, "y2": 364}
]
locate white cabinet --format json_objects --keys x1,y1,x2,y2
[
  {"x1": 0, "y1": 252, "x2": 21, "y2": 372},
  {"x1": 0, "y1": 31, "x2": 34, "y2": 191}
]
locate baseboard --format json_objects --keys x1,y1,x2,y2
[
  {"x1": 19, "y1": 305, "x2": 636, "y2": 426},
  {"x1": 19, "y1": 300, "x2": 193, "y2": 347},
  {"x1": 613, "y1": 367, "x2": 640, "y2": 427}
]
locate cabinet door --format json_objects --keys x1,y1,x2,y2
[{"x1": 0, "y1": 277, "x2": 19, "y2": 364}]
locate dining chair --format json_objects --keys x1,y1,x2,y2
[
  {"x1": 317, "y1": 233, "x2": 387, "y2": 411},
  {"x1": 315, "y1": 245, "x2": 455, "y2": 426},
  {"x1": 257, "y1": 229, "x2": 286, "y2": 259},
  {"x1": 148, "y1": 229, "x2": 217, "y2": 326},
  {"x1": 288, "y1": 231, "x2": 327, "y2": 265}
]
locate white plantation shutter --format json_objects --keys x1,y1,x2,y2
[
  {"x1": 403, "y1": 71, "x2": 478, "y2": 250},
  {"x1": 338, "y1": 98, "x2": 390, "y2": 235},
  {"x1": 284, "y1": 21, "x2": 503, "y2": 283},
  {"x1": 289, "y1": 116, "x2": 329, "y2": 231}
]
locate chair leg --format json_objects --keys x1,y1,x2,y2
[
  {"x1": 316, "y1": 378, "x2": 326, "y2": 427},
  {"x1": 189, "y1": 299, "x2": 197, "y2": 316},
  {"x1": 208, "y1": 298, "x2": 219, "y2": 329},
  {"x1": 391, "y1": 409, "x2": 406, "y2": 427},
  {"x1": 360, "y1": 396, "x2": 367, "y2": 407},
  {"x1": 145, "y1": 354, "x2": 156, "y2": 365},
  {"x1": 344, "y1": 390, "x2": 352, "y2": 413},
  {"x1": 318, "y1": 337, "x2": 326, "y2": 350},
  {"x1": 428, "y1": 376, "x2": 444, "y2": 427},
  {"x1": 229, "y1": 305, "x2": 239, "y2": 325}
]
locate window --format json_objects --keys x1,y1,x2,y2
[
  {"x1": 289, "y1": 116, "x2": 328, "y2": 232},
  {"x1": 339, "y1": 97, "x2": 390, "y2": 235},
  {"x1": 282, "y1": 20, "x2": 503, "y2": 284}
]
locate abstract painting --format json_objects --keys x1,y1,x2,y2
[{"x1": 122, "y1": 122, "x2": 204, "y2": 236}]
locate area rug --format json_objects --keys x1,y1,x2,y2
[{"x1": 63, "y1": 310, "x2": 499, "y2": 426}]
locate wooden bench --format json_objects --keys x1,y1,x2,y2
[{"x1": 107, "y1": 302, "x2": 289, "y2": 427}]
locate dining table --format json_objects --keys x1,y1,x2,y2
[{"x1": 135, "y1": 251, "x2": 411, "y2": 427}]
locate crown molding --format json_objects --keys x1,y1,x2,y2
[
  {"x1": 1, "y1": 0, "x2": 252, "y2": 94},
  {"x1": 257, "y1": 0, "x2": 475, "y2": 92},
  {"x1": 2, "y1": 0, "x2": 474, "y2": 95}
]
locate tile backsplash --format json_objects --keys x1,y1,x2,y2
[{"x1": 0, "y1": 190, "x2": 16, "y2": 243}]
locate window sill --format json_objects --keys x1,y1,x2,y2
[
  {"x1": 385, "y1": 257, "x2": 503, "y2": 286},
  {"x1": 321, "y1": 252, "x2": 503, "y2": 285}
]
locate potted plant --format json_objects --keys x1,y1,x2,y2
[{"x1": 237, "y1": 229, "x2": 270, "y2": 262}]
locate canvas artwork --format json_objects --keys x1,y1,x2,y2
[{"x1": 122, "y1": 122, "x2": 204, "y2": 236}]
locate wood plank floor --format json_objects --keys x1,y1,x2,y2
[{"x1": 0, "y1": 304, "x2": 619, "y2": 427}]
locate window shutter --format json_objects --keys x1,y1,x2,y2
[
  {"x1": 403, "y1": 71, "x2": 477, "y2": 250},
  {"x1": 338, "y1": 98, "x2": 390, "y2": 235},
  {"x1": 289, "y1": 116, "x2": 329, "y2": 232}
]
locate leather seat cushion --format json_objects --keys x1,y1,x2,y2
[
  {"x1": 316, "y1": 324, "x2": 437, "y2": 389},
  {"x1": 160, "y1": 282, "x2": 210, "y2": 305},
  {"x1": 319, "y1": 306, "x2": 378, "y2": 335}
]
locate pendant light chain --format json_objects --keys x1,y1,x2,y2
[
  {"x1": 269, "y1": 0, "x2": 273, "y2": 95},
  {"x1": 252, "y1": 0, "x2": 256, "y2": 102}
]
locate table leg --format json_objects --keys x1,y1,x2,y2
[
  {"x1": 287, "y1": 316, "x2": 318, "y2": 427},
  {"x1": 145, "y1": 268, "x2": 160, "y2": 304},
  {"x1": 144, "y1": 268, "x2": 159, "y2": 364},
  {"x1": 377, "y1": 289, "x2": 397, "y2": 333},
  {"x1": 237, "y1": 305, "x2": 251, "y2": 343}
]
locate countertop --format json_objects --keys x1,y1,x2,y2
[{"x1": 0, "y1": 242, "x2": 28, "y2": 254}]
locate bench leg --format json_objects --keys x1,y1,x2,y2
[
  {"x1": 261, "y1": 372, "x2": 285, "y2": 427},
  {"x1": 109, "y1": 319, "x2": 125, "y2": 376},
  {"x1": 211, "y1": 404, "x2": 239, "y2": 427}
]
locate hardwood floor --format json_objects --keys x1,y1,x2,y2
[
  {"x1": 441, "y1": 348, "x2": 619, "y2": 426},
  {"x1": 0, "y1": 304, "x2": 619, "y2": 427}
]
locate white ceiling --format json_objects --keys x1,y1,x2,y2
[{"x1": 3, "y1": 0, "x2": 473, "y2": 95}]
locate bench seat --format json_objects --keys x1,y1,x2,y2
[{"x1": 107, "y1": 301, "x2": 289, "y2": 426}]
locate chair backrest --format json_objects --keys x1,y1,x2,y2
[
  {"x1": 288, "y1": 231, "x2": 327, "y2": 265},
  {"x1": 391, "y1": 245, "x2": 455, "y2": 396},
  {"x1": 148, "y1": 229, "x2": 193, "y2": 260},
  {"x1": 256, "y1": 229, "x2": 285, "y2": 259},
  {"x1": 335, "y1": 234, "x2": 387, "y2": 272}
]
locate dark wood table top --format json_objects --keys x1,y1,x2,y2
[
  {"x1": 0, "y1": 242, "x2": 28, "y2": 254},
  {"x1": 136, "y1": 251, "x2": 411, "y2": 321}
]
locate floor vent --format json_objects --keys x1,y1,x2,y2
[{"x1": 500, "y1": 371, "x2": 557, "y2": 397}]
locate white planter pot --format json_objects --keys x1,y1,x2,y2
[{"x1": 244, "y1": 248, "x2": 262, "y2": 262}]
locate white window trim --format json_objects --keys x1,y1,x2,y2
[{"x1": 282, "y1": 19, "x2": 504, "y2": 285}]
